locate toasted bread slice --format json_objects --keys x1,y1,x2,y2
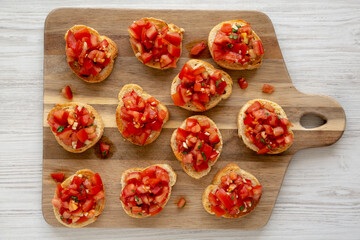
[
  {"x1": 128, "y1": 18, "x2": 184, "y2": 69},
  {"x1": 47, "y1": 102, "x2": 104, "y2": 153},
  {"x1": 120, "y1": 164, "x2": 177, "y2": 218},
  {"x1": 115, "y1": 84, "x2": 169, "y2": 146},
  {"x1": 202, "y1": 163, "x2": 261, "y2": 218},
  {"x1": 53, "y1": 169, "x2": 105, "y2": 228},
  {"x1": 208, "y1": 20, "x2": 263, "y2": 70},
  {"x1": 237, "y1": 99, "x2": 294, "y2": 154},
  {"x1": 170, "y1": 115, "x2": 223, "y2": 179},
  {"x1": 65, "y1": 25, "x2": 118, "y2": 83},
  {"x1": 170, "y1": 59, "x2": 233, "y2": 112}
]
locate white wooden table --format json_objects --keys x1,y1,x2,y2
[{"x1": 1, "y1": 0, "x2": 359, "y2": 239}]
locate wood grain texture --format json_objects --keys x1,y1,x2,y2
[
  {"x1": 42, "y1": 9, "x2": 345, "y2": 229},
  {"x1": 1, "y1": 0, "x2": 360, "y2": 239}
]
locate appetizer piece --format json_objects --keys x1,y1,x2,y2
[
  {"x1": 128, "y1": 18, "x2": 184, "y2": 69},
  {"x1": 208, "y1": 20, "x2": 264, "y2": 70},
  {"x1": 120, "y1": 164, "x2": 176, "y2": 218},
  {"x1": 115, "y1": 84, "x2": 169, "y2": 146},
  {"x1": 170, "y1": 115, "x2": 223, "y2": 179},
  {"x1": 65, "y1": 25, "x2": 118, "y2": 83},
  {"x1": 61, "y1": 85, "x2": 73, "y2": 100},
  {"x1": 190, "y1": 42, "x2": 206, "y2": 56},
  {"x1": 51, "y1": 169, "x2": 105, "y2": 228},
  {"x1": 237, "y1": 99, "x2": 294, "y2": 154},
  {"x1": 171, "y1": 59, "x2": 233, "y2": 112},
  {"x1": 47, "y1": 103, "x2": 104, "y2": 153},
  {"x1": 202, "y1": 163, "x2": 262, "y2": 218}
]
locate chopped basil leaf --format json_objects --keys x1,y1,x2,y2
[
  {"x1": 74, "y1": 113, "x2": 77, "y2": 118},
  {"x1": 60, "y1": 216, "x2": 64, "y2": 220},
  {"x1": 245, "y1": 111, "x2": 248, "y2": 115},
  {"x1": 265, "y1": 112, "x2": 269, "y2": 116},
  {"x1": 102, "y1": 150, "x2": 107, "y2": 157},
  {"x1": 131, "y1": 189, "x2": 135, "y2": 193},
  {"x1": 237, "y1": 25, "x2": 241, "y2": 28},
  {"x1": 212, "y1": 141, "x2": 219, "y2": 145},
  {"x1": 239, "y1": 205, "x2": 244, "y2": 211},
  {"x1": 70, "y1": 196, "x2": 79, "y2": 202},
  {"x1": 260, "y1": 138, "x2": 266, "y2": 143},
  {"x1": 215, "y1": 80, "x2": 222, "y2": 87},
  {"x1": 243, "y1": 117, "x2": 246, "y2": 120},
  {"x1": 201, "y1": 82, "x2": 204, "y2": 87},
  {"x1": 57, "y1": 126, "x2": 64, "y2": 133},
  {"x1": 267, "y1": 145, "x2": 272, "y2": 149},
  {"x1": 201, "y1": 152, "x2": 207, "y2": 161},
  {"x1": 135, "y1": 196, "x2": 139, "y2": 202},
  {"x1": 138, "y1": 213, "x2": 142, "y2": 216},
  {"x1": 227, "y1": 43, "x2": 233, "y2": 48},
  {"x1": 229, "y1": 35, "x2": 238, "y2": 40},
  {"x1": 232, "y1": 28, "x2": 238, "y2": 33},
  {"x1": 278, "y1": 116, "x2": 281, "y2": 120},
  {"x1": 231, "y1": 196, "x2": 235, "y2": 200},
  {"x1": 183, "y1": 151, "x2": 188, "y2": 154},
  {"x1": 198, "y1": 142, "x2": 202, "y2": 150}
]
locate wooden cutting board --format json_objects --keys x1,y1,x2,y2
[{"x1": 42, "y1": 8, "x2": 346, "y2": 229}]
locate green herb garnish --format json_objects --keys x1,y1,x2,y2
[
  {"x1": 60, "y1": 216, "x2": 64, "y2": 220},
  {"x1": 215, "y1": 80, "x2": 222, "y2": 87},
  {"x1": 135, "y1": 196, "x2": 139, "y2": 202},
  {"x1": 138, "y1": 213, "x2": 142, "y2": 216},
  {"x1": 231, "y1": 196, "x2": 235, "y2": 200},
  {"x1": 260, "y1": 138, "x2": 266, "y2": 144},
  {"x1": 237, "y1": 25, "x2": 241, "y2": 28},
  {"x1": 57, "y1": 126, "x2": 64, "y2": 133},
  {"x1": 201, "y1": 152, "x2": 207, "y2": 161},
  {"x1": 201, "y1": 82, "x2": 204, "y2": 87},
  {"x1": 232, "y1": 28, "x2": 238, "y2": 33},
  {"x1": 267, "y1": 145, "x2": 272, "y2": 149},
  {"x1": 183, "y1": 151, "x2": 188, "y2": 154},
  {"x1": 243, "y1": 117, "x2": 246, "y2": 120},
  {"x1": 102, "y1": 150, "x2": 107, "y2": 157},
  {"x1": 239, "y1": 205, "x2": 244, "y2": 211},
  {"x1": 278, "y1": 116, "x2": 281, "y2": 120},
  {"x1": 131, "y1": 189, "x2": 135, "y2": 193},
  {"x1": 227, "y1": 43, "x2": 233, "y2": 48},
  {"x1": 265, "y1": 112, "x2": 269, "y2": 116},
  {"x1": 70, "y1": 196, "x2": 79, "y2": 202},
  {"x1": 198, "y1": 142, "x2": 202, "y2": 150}
]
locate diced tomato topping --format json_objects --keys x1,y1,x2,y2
[
  {"x1": 120, "y1": 90, "x2": 166, "y2": 146},
  {"x1": 175, "y1": 117, "x2": 221, "y2": 173},
  {"x1": 243, "y1": 101, "x2": 293, "y2": 154},
  {"x1": 208, "y1": 167, "x2": 262, "y2": 217},
  {"x1": 129, "y1": 19, "x2": 182, "y2": 68},
  {"x1": 65, "y1": 27, "x2": 110, "y2": 76},
  {"x1": 120, "y1": 166, "x2": 171, "y2": 217},
  {"x1": 262, "y1": 84, "x2": 275, "y2": 93},
  {"x1": 52, "y1": 172, "x2": 104, "y2": 224},
  {"x1": 190, "y1": 42, "x2": 206, "y2": 55},
  {"x1": 211, "y1": 22, "x2": 264, "y2": 65}
]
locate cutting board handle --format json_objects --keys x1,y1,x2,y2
[{"x1": 291, "y1": 94, "x2": 346, "y2": 151}]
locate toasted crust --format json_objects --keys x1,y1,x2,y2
[
  {"x1": 120, "y1": 164, "x2": 177, "y2": 218},
  {"x1": 237, "y1": 99, "x2": 294, "y2": 154},
  {"x1": 128, "y1": 18, "x2": 184, "y2": 70},
  {"x1": 170, "y1": 59, "x2": 233, "y2": 112},
  {"x1": 53, "y1": 169, "x2": 105, "y2": 228},
  {"x1": 65, "y1": 25, "x2": 118, "y2": 83},
  {"x1": 208, "y1": 20, "x2": 263, "y2": 70},
  {"x1": 115, "y1": 84, "x2": 169, "y2": 146},
  {"x1": 47, "y1": 102, "x2": 104, "y2": 153},
  {"x1": 170, "y1": 115, "x2": 223, "y2": 179},
  {"x1": 202, "y1": 163, "x2": 261, "y2": 218}
]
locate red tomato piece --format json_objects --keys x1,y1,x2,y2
[
  {"x1": 164, "y1": 32, "x2": 182, "y2": 46},
  {"x1": 76, "y1": 129, "x2": 88, "y2": 143},
  {"x1": 149, "y1": 204, "x2": 162, "y2": 216},
  {"x1": 216, "y1": 189, "x2": 233, "y2": 210},
  {"x1": 160, "y1": 54, "x2": 174, "y2": 68},
  {"x1": 252, "y1": 40, "x2": 264, "y2": 55},
  {"x1": 74, "y1": 28, "x2": 91, "y2": 40},
  {"x1": 262, "y1": 84, "x2": 275, "y2": 93},
  {"x1": 141, "y1": 52, "x2": 153, "y2": 64},
  {"x1": 82, "y1": 199, "x2": 94, "y2": 212},
  {"x1": 190, "y1": 42, "x2": 206, "y2": 55},
  {"x1": 100, "y1": 142, "x2": 110, "y2": 158},
  {"x1": 192, "y1": 101, "x2": 206, "y2": 111},
  {"x1": 238, "y1": 78, "x2": 248, "y2": 89},
  {"x1": 220, "y1": 23, "x2": 233, "y2": 33},
  {"x1": 66, "y1": 30, "x2": 77, "y2": 50},
  {"x1": 168, "y1": 44, "x2": 181, "y2": 58},
  {"x1": 177, "y1": 197, "x2": 186, "y2": 208},
  {"x1": 172, "y1": 92, "x2": 185, "y2": 106},
  {"x1": 211, "y1": 205, "x2": 226, "y2": 217},
  {"x1": 61, "y1": 86, "x2": 73, "y2": 100}
]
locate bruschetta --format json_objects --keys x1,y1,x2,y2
[
  {"x1": 115, "y1": 84, "x2": 169, "y2": 146},
  {"x1": 170, "y1": 115, "x2": 223, "y2": 179},
  {"x1": 65, "y1": 25, "x2": 118, "y2": 83},
  {"x1": 128, "y1": 18, "x2": 184, "y2": 69},
  {"x1": 202, "y1": 163, "x2": 262, "y2": 218},
  {"x1": 237, "y1": 99, "x2": 294, "y2": 154},
  {"x1": 208, "y1": 20, "x2": 264, "y2": 70},
  {"x1": 51, "y1": 169, "x2": 105, "y2": 228},
  {"x1": 171, "y1": 59, "x2": 233, "y2": 112},
  {"x1": 120, "y1": 164, "x2": 176, "y2": 218},
  {"x1": 47, "y1": 102, "x2": 104, "y2": 153}
]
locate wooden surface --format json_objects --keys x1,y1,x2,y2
[
  {"x1": 42, "y1": 8, "x2": 345, "y2": 229},
  {"x1": 1, "y1": 0, "x2": 360, "y2": 239}
]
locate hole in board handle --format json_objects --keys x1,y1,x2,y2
[{"x1": 300, "y1": 113, "x2": 327, "y2": 129}]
